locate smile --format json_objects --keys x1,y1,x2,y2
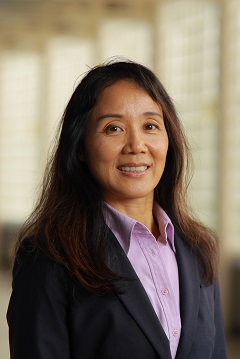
[{"x1": 118, "y1": 166, "x2": 148, "y2": 172}]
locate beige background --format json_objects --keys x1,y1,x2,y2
[{"x1": 0, "y1": 0, "x2": 240, "y2": 357}]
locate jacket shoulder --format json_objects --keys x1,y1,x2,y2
[{"x1": 12, "y1": 237, "x2": 73, "y2": 295}]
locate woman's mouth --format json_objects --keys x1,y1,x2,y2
[{"x1": 118, "y1": 166, "x2": 148, "y2": 172}]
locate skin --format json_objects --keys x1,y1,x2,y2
[{"x1": 83, "y1": 80, "x2": 169, "y2": 235}]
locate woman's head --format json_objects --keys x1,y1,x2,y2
[
  {"x1": 81, "y1": 79, "x2": 169, "y2": 206},
  {"x1": 55, "y1": 59, "x2": 188, "y2": 212},
  {"x1": 18, "y1": 60, "x2": 217, "y2": 291}
]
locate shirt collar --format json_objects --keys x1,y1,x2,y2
[
  {"x1": 153, "y1": 202, "x2": 175, "y2": 252},
  {"x1": 103, "y1": 201, "x2": 175, "y2": 254},
  {"x1": 103, "y1": 202, "x2": 135, "y2": 253}
]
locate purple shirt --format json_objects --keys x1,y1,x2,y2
[{"x1": 104, "y1": 201, "x2": 181, "y2": 359}]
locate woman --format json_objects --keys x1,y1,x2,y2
[{"x1": 7, "y1": 60, "x2": 227, "y2": 359}]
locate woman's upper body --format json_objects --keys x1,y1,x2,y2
[
  {"x1": 7, "y1": 60, "x2": 227, "y2": 358},
  {"x1": 8, "y1": 228, "x2": 227, "y2": 359}
]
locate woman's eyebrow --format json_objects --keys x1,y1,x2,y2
[
  {"x1": 97, "y1": 114, "x2": 123, "y2": 121},
  {"x1": 97, "y1": 111, "x2": 163, "y2": 121},
  {"x1": 143, "y1": 111, "x2": 163, "y2": 118}
]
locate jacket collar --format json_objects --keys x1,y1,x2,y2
[
  {"x1": 174, "y1": 232, "x2": 200, "y2": 359},
  {"x1": 107, "y1": 229, "x2": 172, "y2": 359},
  {"x1": 107, "y1": 228, "x2": 200, "y2": 359}
]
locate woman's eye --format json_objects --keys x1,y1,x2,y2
[
  {"x1": 105, "y1": 125, "x2": 122, "y2": 134},
  {"x1": 144, "y1": 123, "x2": 158, "y2": 130}
]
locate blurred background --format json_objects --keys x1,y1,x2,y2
[{"x1": 0, "y1": 0, "x2": 239, "y2": 357}]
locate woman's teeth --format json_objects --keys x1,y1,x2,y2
[{"x1": 119, "y1": 166, "x2": 148, "y2": 172}]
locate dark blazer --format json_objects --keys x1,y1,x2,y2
[{"x1": 7, "y1": 230, "x2": 227, "y2": 359}]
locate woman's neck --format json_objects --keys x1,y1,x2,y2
[{"x1": 104, "y1": 197, "x2": 159, "y2": 238}]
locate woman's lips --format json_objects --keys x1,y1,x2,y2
[
  {"x1": 118, "y1": 165, "x2": 148, "y2": 172},
  {"x1": 117, "y1": 163, "x2": 150, "y2": 173}
]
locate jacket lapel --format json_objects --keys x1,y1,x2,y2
[
  {"x1": 174, "y1": 233, "x2": 200, "y2": 359},
  {"x1": 108, "y1": 229, "x2": 172, "y2": 359}
]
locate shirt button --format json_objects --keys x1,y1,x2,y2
[
  {"x1": 172, "y1": 329, "x2": 179, "y2": 337},
  {"x1": 161, "y1": 288, "x2": 169, "y2": 296},
  {"x1": 150, "y1": 249, "x2": 156, "y2": 256}
]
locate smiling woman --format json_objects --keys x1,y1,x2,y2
[
  {"x1": 7, "y1": 60, "x2": 227, "y2": 359},
  {"x1": 82, "y1": 80, "x2": 169, "y2": 213}
]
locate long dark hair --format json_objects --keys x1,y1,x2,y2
[{"x1": 16, "y1": 59, "x2": 218, "y2": 293}]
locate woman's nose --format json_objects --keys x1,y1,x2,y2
[{"x1": 122, "y1": 130, "x2": 147, "y2": 155}]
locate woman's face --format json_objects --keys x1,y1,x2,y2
[{"x1": 82, "y1": 80, "x2": 169, "y2": 205}]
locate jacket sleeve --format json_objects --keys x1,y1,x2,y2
[
  {"x1": 212, "y1": 282, "x2": 228, "y2": 358},
  {"x1": 7, "y1": 244, "x2": 71, "y2": 359}
]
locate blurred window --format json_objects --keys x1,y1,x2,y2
[
  {"x1": 228, "y1": 0, "x2": 240, "y2": 250},
  {"x1": 99, "y1": 19, "x2": 153, "y2": 67},
  {"x1": 157, "y1": 0, "x2": 220, "y2": 227},
  {"x1": 46, "y1": 36, "x2": 95, "y2": 137},
  {"x1": 0, "y1": 52, "x2": 41, "y2": 222}
]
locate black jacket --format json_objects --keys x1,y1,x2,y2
[{"x1": 7, "y1": 230, "x2": 227, "y2": 359}]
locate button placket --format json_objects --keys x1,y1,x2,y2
[
  {"x1": 172, "y1": 329, "x2": 179, "y2": 337},
  {"x1": 150, "y1": 248, "x2": 156, "y2": 256},
  {"x1": 161, "y1": 288, "x2": 169, "y2": 296}
]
